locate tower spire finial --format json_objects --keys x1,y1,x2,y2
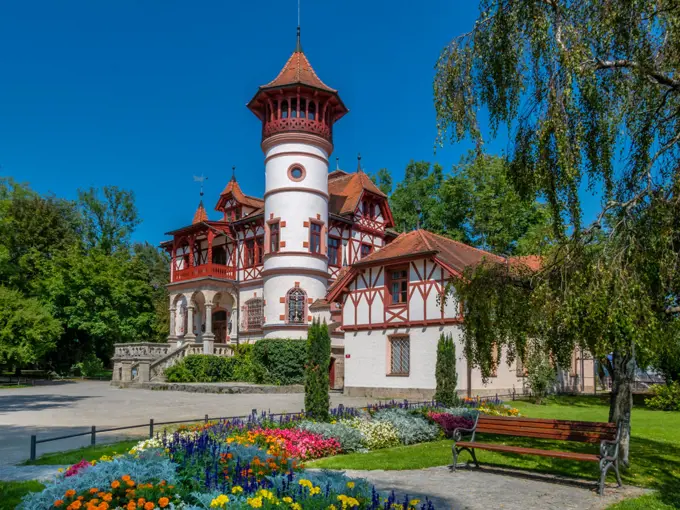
[
  {"x1": 295, "y1": 0, "x2": 302, "y2": 52},
  {"x1": 231, "y1": 165, "x2": 236, "y2": 181},
  {"x1": 357, "y1": 153, "x2": 362, "y2": 172},
  {"x1": 336, "y1": 157, "x2": 340, "y2": 170}
]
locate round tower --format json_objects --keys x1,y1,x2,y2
[{"x1": 247, "y1": 29, "x2": 347, "y2": 338}]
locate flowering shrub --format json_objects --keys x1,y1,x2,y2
[
  {"x1": 427, "y1": 412, "x2": 474, "y2": 438},
  {"x1": 341, "y1": 418, "x2": 401, "y2": 450},
  {"x1": 478, "y1": 402, "x2": 520, "y2": 417},
  {"x1": 65, "y1": 460, "x2": 93, "y2": 478},
  {"x1": 228, "y1": 428, "x2": 341, "y2": 460},
  {"x1": 296, "y1": 421, "x2": 366, "y2": 453},
  {"x1": 373, "y1": 408, "x2": 440, "y2": 445}
]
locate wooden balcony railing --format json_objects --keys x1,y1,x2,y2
[{"x1": 173, "y1": 263, "x2": 236, "y2": 282}]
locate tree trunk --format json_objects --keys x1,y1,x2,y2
[{"x1": 608, "y1": 348, "x2": 634, "y2": 465}]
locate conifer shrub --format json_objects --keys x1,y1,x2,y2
[
  {"x1": 434, "y1": 333, "x2": 459, "y2": 407},
  {"x1": 304, "y1": 319, "x2": 331, "y2": 421}
]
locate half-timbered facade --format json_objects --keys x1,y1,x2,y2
[{"x1": 326, "y1": 230, "x2": 596, "y2": 398}]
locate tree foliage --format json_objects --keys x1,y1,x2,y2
[
  {"x1": 434, "y1": 333, "x2": 458, "y2": 407},
  {"x1": 305, "y1": 319, "x2": 331, "y2": 421},
  {"x1": 387, "y1": 156, "x2": 552, "y2": 255},
  {"x1": 0, "y1": 179, "x2": 169, "y2": 372},
  {"x1": 435, "y1": 0, "x2": 680, "y2": 462}
]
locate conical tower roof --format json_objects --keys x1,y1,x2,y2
[{"x1": 192, "y1": 200, "x2": 208, "y2": 224}]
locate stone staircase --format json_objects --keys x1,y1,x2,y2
[{"x1": 112, "y1": 341, "x2": 233, "y2": 385}]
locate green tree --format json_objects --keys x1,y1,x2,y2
[
  {"x1": 0, "y1": 286, "x2": 62, "y2": 371},
  {"x1": 434, "y1": 333, "x2": 458, "y2": 407},
  {"x1": 78, "y1": 186, "x2": 139, "y2": 255},
  {"x1": 369, "y1": 168, "x2": 393, "y2": 196},
  {"x1": 390, "y1": 161, "x2": 446, "y2": 234},
  {"x1": 434, "y1": 0, "x2": 680, "y2": 463},
  {"x1": 133, "y1": 242, "x2": 170, "y2": 342},
  {"x1": 304, "y1": 319, "x2": 331, "y2": 420}
]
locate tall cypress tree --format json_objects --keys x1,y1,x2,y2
[
  {"x1": 434, "y1": 333, "x2": 458, "y2": 406},
  {"x1": 305, "y1": 318, "x2": 331, "y2": 420}
]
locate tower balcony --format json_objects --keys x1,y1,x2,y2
[
  {"x1": 262, "y1": 117, "x2": 332, "y2": 142},
  {"x1": 172, "y1": 262, "x2": 236, "y2": 283}
]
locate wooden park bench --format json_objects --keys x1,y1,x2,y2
[{"x1": 451, "y1": 414, "x2": 623, "y2": 495}]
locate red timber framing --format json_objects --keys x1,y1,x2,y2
[
  {"x1": 168, "y1": 223, "x2": 238, "y2": 283},
  {"x1": 235, "y1": 220, "x2": 264, "y2": 282},
  {"x1": 331, "y1": 257, "x2": 464, "y2": 332}
]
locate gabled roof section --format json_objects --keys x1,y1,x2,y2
[
  {"x1": 215, "y1": 177, "x2": 264, "y2": 211},
  {"x1": 192, "y1": 200, "x2": 208, "y2": 224},
  {"x1": 328, "y1": 170, "x2": 389, "y2": 217},
  {"x1": 326, "y1": 230, "x2": 506, "y2": 302}
]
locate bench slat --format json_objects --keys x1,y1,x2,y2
[
  {"x1": 478, "y1": 418, "x2": 615, "y2": 433},
  {"x1": 456, "y1": 441, "x2": 601, "y2": 462},
  {"x1": 474, "y1": 426, "x2": 611, "y2": 443},
  {"x1": 478, "y1": 415, "x2": 616, "y2": 430}
]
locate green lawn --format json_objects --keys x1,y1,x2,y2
[
  {"x1": 0, "y1": 481, "x2": 44, "y2": 510},
  {"x1": 309, "y1": 395, "x2": 680, "y2": 508},
  {"x1": 22, "y1": 439, "x2": 141, "y2": 466}
]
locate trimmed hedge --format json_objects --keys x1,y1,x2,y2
[
  {"x1": 252, "y1": 338, "x2": 307, "y2": 385},
  {"x1": 164, "y1": 338, "x2": 307, "y2": 385}
]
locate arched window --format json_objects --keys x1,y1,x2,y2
[
  {"x1": 308, "y1": 101, "x2": 316, "y2": 121},
  {"x1": 287, "y1": 287, "x2": 306, "y2": 324},
  {"x1": 281, "y1": 100, "x2": 289, "y2": 119},
  {"x1": 245, "y1": 298, "x2": 264, "y2": 330}
]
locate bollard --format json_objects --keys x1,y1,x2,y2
[
  {"x1": 30, "y1": 435, "x2": 37, "y2": 461},
  {"x1": 91, "y1": 426, "x2": 96, "y2": 446},
  {"x1": 205, "y1": 414, "x2": 209, "y2": 424},
  {"x1": 149, "y1": 419, "x2": 154, "y2": 439}
]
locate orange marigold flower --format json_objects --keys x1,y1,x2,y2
[
  {"x1": 54, "y1": 500, "x2": 65, "y2": 507},
  {"x1": 144, "y1": 503, "x2": 155, "y2": 510},
  {"x1": 126, "y1": 502, "x2": 136, "y2": 510},
  {"x1": 77, "y1": 496, "x2": 84, "y2": 501},
  {"x1": 89, "y1": 488, "x2": 99, "y2": 494},
  {"x1": 158, "y1": 497, "x2": 170, "y2": 508},
  {"x1": 111, "y1": 481, "x2": 120, "y2": 489},
  {"x1": 137, "y1": 498, "x2": 145, "y2": 506},
  {"x1": 97, "y1": 503, "x2": 109, "y2": 510},
  {"x1": 65, "y1": 490, "x2": 76, "y2": 498},
  {"x1": 71, "y1": 502, "x2": 82, "y2": 510},
  {"x1": 121, "y1": 475, "x2": 131, "y2": 481},
  {"x1": 126, "y1": 480, "x2": 135, "y2": 487},
  {"x1": 103, "y1": 493, "x2": 113, "y2": 502},
  {"x1": 97, "y1": 492, "x2": 105, "y2": 498}
]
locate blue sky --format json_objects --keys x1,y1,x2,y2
[{"x1": 0, "y1": 1, "x2": 598, "y2": 244}]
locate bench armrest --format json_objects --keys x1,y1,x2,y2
[
  {"x1": 599, "y1": 421, "x2": 623, "y2": 461},
  {"x1": 452, "y1": 411, "x2": 481, "y2": 442}
]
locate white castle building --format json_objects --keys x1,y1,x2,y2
[{"x1": 151, "y1": 32, "x2": 595, "y2": 397}]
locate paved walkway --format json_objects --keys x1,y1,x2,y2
[
  {"x1": 0, "y1": 465, "x2": 68, "y2": 482},
  {"x1": 0, "y1": 381, "x2": 373, "y2": 466},
  {"x1": 332, "y1": 467, "x2": 647, "y2": 510}
]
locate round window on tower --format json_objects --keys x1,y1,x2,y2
[{"x1": 287, "y1": 164, "x2": 306, "y2": 182}]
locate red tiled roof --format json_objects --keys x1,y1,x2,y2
[
  {"x1": 328, "y1": 170, "x2": 387, "y2": 217},
  {"x1": 192, "y1": 201, "x2": 208, "y2": 224},
  {"x1": 509, "y1": 255, "x2": 543, "y2": 271},
  {"x1": 215, "y1": 178, "x2": 264, "y2": 211},
  {"x1": 327, "y1": 230, "x2": 507, "y2": 302},
  {"x1": 261, "y1": 49, "x2": 336, "y2": 93}
]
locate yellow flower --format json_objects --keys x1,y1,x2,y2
[
  {"x1": 231, "y1": 486, "x2": 244, "y2": 495},
  {"x1": 283, "y1": 497, "x2": 293, "y2": 504},
  {"x1": 310, "y1": 486, "x2": 321, "y2": 495},
  {"x1": 210, "y1": 494, "x2": 230, "y2": 508},
  {"x1": 298, "y1": 479, "x2": 313, "y2": 489},
  {"x1": 247, "y1": 496, "x2": 263, "y2": 508},
  {"x1": 346, "y1": 482, "x2": 355, "y2": 489},
  {"x1": 58, "y1": 468, "x2": 64, "y2": 473},
  {"x1": 328, "y1": 506, "x2": 337, "y2": 510},
  {"x1": 291, "y1": 504, "x2": 302, "y2": 510},
  {"x1": 409, "y1": 500, "x2": 420, "y2": 507}
]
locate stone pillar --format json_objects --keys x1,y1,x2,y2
[
  {"x1": 203, "y1": 303, "x2": 215, "y2": 354},
  {"x1": 121, "y1": 361, "x2": 133, "y2": 382},
  {"x1": 138, "y1": 361, "x2": 151, "y2": 383},
  {"x1": 230, "y1": 301, "x2": 238, "y2": 344},
  {"x1": 185, "y1": 305, "x2": 196, "y2": 341},
  {"x1": 168, "y1": 306, "x2": 177, "y2": 343}
]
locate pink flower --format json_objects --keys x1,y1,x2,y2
[
  {"x1": 64, "y1": 459, "x2": 92, "y2": 477},
  {"x1": 428, "y1": 412, "x2": 474, "y2": 437}
]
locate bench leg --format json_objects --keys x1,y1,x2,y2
[
  {"x1": 452, "y1": 444, "x2": 459, "y2": 471},
  {"x1": 452, "y1": 446, "x2": 479, "y2": 471},
  {"x1": 470, "y1": 448, "x2": 480, "y2": 469},
  {"x1": 614, "y1": 458, "x2": 623, "y2": 487}
]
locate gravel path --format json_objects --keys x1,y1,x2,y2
[
  {"x1": 325, "y1": 466, "x2": 648, "y2": 510},
  {"x1": 0, "y1": 465, "x2": 68, "y2": 482}
]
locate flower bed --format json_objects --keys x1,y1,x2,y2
[{"x1": 21, "y1": 399, "x2": 519, "y2": 510}]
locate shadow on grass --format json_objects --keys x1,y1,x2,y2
[{"x1": 469, "y1": 434, "x2": 680, "y2": 507}]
